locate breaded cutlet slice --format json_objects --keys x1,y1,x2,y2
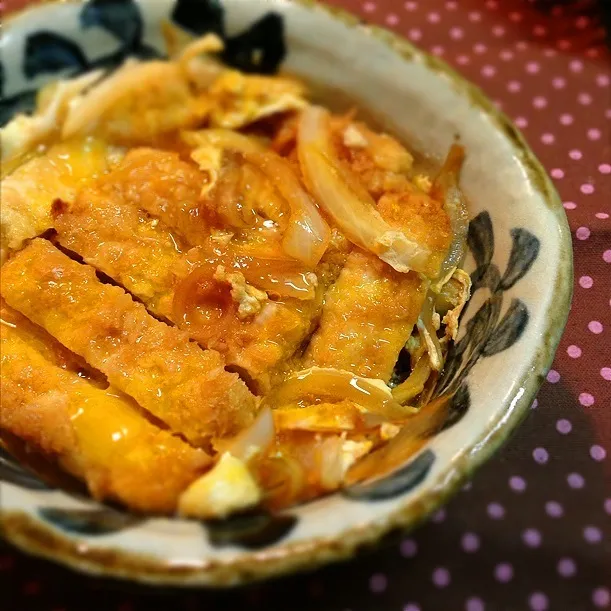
[
  {"x1": 1, "y1": 308, "x2": 211, "y2": 513},
  {"x1": 0, "y1": 239, "x2": 258, "y2": 446},
  {"x1": 303, "y1": 249, "x2": 426, "y2": 381}
]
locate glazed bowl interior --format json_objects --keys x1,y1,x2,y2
[{"x1": 0, "y1": 0, "x2": 572, "y2": 587}]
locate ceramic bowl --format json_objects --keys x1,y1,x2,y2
[{"x1": 0, "y1": 0, "x2": 572, "y2": 587}]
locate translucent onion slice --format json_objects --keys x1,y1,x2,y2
[
  {"x1": 265, "y1": 367, "x2": 416, "y2": 420},
  {"x1": 223, "y1": 406, "x2": 275, "y2": 463},
  {"x1": 273, "y1": 403, "x2": 382, "y2": 432},
  {"x1": 184, "y1": 245, "x2": 318, "y2": 300},
  {"x1": 243, "y1": 150, "x2": 331, "y2": 266},
  {"x1": 298, "y1": 106, "x2": 432, "y2": 274},
  {"x1": 430, "y1": 144, "x2": 469, "y2": 291},
  {"x1": 346, "y1": 394, "x2": 450, "y2": 485},
  {"x1": 182, "y1": 128, "x2": 266, "y2": 154},
  {"x1": 391, "y1": 355, "x2": 432, "y2": 404},
  {"x1": 417, "y1": 291, "x2": 445, "y2": 372}
]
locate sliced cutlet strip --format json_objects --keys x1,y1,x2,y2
[
  {"x1": 303, "y1": 249, "x2": 426, "y2": 381},
  {"x1": 0, "y1": 239, "x2": 258, "y2": 446},
  {"x1": 53, "y1": 154, "x2": 349, "y2": 391},
  {"x1": 0, "y1": 305, "x2": 211, "y2": 513}
]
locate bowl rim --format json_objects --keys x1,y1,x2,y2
[{"x1": 0, "y1": 0, "x2": 573, "y2": 587}]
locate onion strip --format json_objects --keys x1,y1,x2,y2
[
  {"x1": 243, "y1": 150, "x2": 331, "y2": 266},
  {"x1": 298, "y1": 106, "x2": 432, "y2": 274},
  {"x1": 392, "y1": 355, "x2": 432, "y2": 404}
]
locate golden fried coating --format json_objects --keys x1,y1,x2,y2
[
  {"x1": 0, "y1": 312, "x2": 210, "y2": 513},
  {"x1": 0, "y1": 239, "x2": 257, "y2": 445},
  {"x1": 303, "y1": 250, "x2": 426, "y2": 381}
]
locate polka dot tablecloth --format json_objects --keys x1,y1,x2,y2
[{"x1": 2, "y1": 0, "x2": 610, "y2": 609}]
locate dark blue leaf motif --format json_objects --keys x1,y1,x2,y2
[
  {"x1": 24, "y1": 32, "x2": 88, "y2": 78},
  {"x1": 500, "y1": 228, "x2": 541, "y2": 291},
  {"x1": 467, "y1": 211, "x2": 494, "y2": 268},
  {"x1": 222, "y1": 13, "x2": 286, "y2": 75},
  {"x1": 39, "y1": 507, "x2": 142, "y2": 535},
  {"x1": 205, "y1": 512, "x2": 297, "y2": 549},
  {"x1": 81, "y1": 0, "x2": 142, "y2": 49},
  {"x1": 483, "y1": 299, "x2": 529, "y2": 357},
  {"x1": 470, "y1": 262, "x2": 501, "y2": 292},
  {"x1": 171, "y1": 0, "x2": 225, "y2": 38},
  {"x1": 0, "y1": 447, "x2": 49, "y2": 491},
  {"x1": 343, "y1": 450, "x2": 435, "y2": 501},
  {"x1": 0, "y1": 91, "x2": 38, "y2": 126},
  {"x1": 441, "y1": 384, "x2": 470, "y2": 430}
]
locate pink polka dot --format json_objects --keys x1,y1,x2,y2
[
  {"x1": 523, "y1": 528, "x2": 542, "y2": 547},
  {"x1": 590, "y1": 445, "x2": 606, "y2": 461},
  {"x1": 601, "y1": 367, "x2": 611, "y2": 381},
  {"x1": 370, "y1": 573, "x2": 388, "y2": 593},
  {"x1": 508, "y1": 80, "x2": 521, "y2": 93},
  {"x1": 598, "y1": 163, "x2": 611, "y2": 174},
  {"x1": 551, "y1": 5, "x2": 564, "y2": 16},
  {"x1": 543, "y1": 48, "x2": 557, "y2": 58},
  {"x1": 431, "y1": 45, "x2": 445, "y2": 56},
  {"x1": 386, "y1": 14, "x2": 399, "y2": 26},
  {"x1": 492, "y1": 25, "x2": 505, "y2": 37},
  {"x1": 531, "y1": 398, "x2": 539, "y2": 410},
  {"x1": 567, "y1": 472, "x2": 585, "y2": 488},
  {"x1": 481, "y1": 65, "x2": 496, "y2": 78},
  {"x1": 486, "y1": 0, "x2": 498, "y2": 9},
  {"x1": 551, "y1": 168, "x2": 564, "y2": 179},
  {"x1": 431, "y1": 508, "x2": 446, "y2": 523},
  {"x1": 450, "y1": 27, "x2": 464, "y2": 40},
  {"x1": 500, "y1": 49, "x2": 514, "y2": 60},
  {"x1": 587, "y1": 47, "x2": 600, "y2": 58},
  {"x1": 445, "y1": 1, "x2": 458, "y2": 10},
  {"x1": 576, "y1": 226, "x2": 591, "y2": 240},
  {"x1": 567, "y1": 345, "x2": 582, "y2": 358},
  {"x1": 494, "y1": 562, "x2": 513, "y2": 582},
  {"x1": 578, "y1": 92, "x2": 592, "y2": 105},
  {"x1": 588, "y1": 321, "x2": 603, "y2": 334},
  {"x1": 510, "y1": 475, "x2": 527, "y2": 492},
  {"x1": 605, "y1": 498, "x2": 611, "y2": 514},
  {"x1": 546, "y1": 500, "x2": 564, "y2": 517},
  {"x1": 552, "y1": 77, "x2": 566, "y2": 89},
  {"x1": 558, "y1": 557, "x2": 577, "y2": 577},
  {"x1": 563, "y1": 201, "x2": 577, "y2": 210},
  {"x1": 474, "y1": 43, "x2": 487, "y2": 54},
  {"x1": 466, "y1": 597, "x2": 485, "y2": 611},
  {"x1": 363, "y1": 1, "x2": 377, "y2": 13},
  {"x1": 404, "y1": 604, "x2": 420, "y2": 611},
  {"x1": 432, "y1": 567, "x2": 451, "y2": 588},
  {"x1": 541, "y1": 133, "x2": 555, "y2": 145},
  {"x1": 533, "y1": 25, "x2": 547, "y2": 37},
  {"x1": 579, "y1": 276, "x2": 593, "y2": 288},
  {"x1": 516, "y1": 41, "x2": 528, "y2": 51},
  {"x1": 530, "y1": 592, "x2": 549, "y2": 611},
  {"x1": 587, "y1": 128, "x2": 601, "y2": 141},
  {"x1": 533, "y1": 447, "x2": 549, "y2": 464},
  {"x1": 597, "y1": 74, "x2": 610, "y2": 87},
  {"x1": 569, "y1": 59, "x2": 583, "y2": 72},
  {"x1": 546, "y1": 369, "x2": 560, "y2": 383},
  {"x1": 584, "y1": 526, "x2": 602, "y2": 543},
  {"x1": 404, "y1": 1, "x2": 417, "y2": 10},
  {"x1": 595, "y1": 213, "x2": 609, "y2": 220},
  {"x1": 456, "y1": 55, "x2": 470, "y2": 65},
  {"x1": 468, "y1": 11, "x2": 482, "y2": 22},
  {"x1": 604, "y1": 250, "x2": 611, "y2": 263},
  {"x1": 509, "y1": 11, "x2": 522, "y2": 22},
  {"x1": 557, "y1": 39, "x2": 571, "y2": 50},
  {"x1": 579, "y1": 392, "x2": 595, "y2": 406},
  {"x1": 575, "y1": 16, "x2": 590, "y2": 29},
  {"x1": 593, "y1": 588, "x2": 611, "y2": 608},
  {"x1": 560, "y1": 113, "x2": 574, "y2": 125},
  {"x1": 569, "y1": 149, "x2": 582, "y2": 160},
  {"x1": 580, "y1": 184, "x2": 595, "y2": 195},
  {"x1": 533, "y1": 96, "x2": 548, "y2": 109},
  {"x1": 487, "y1": 502, "x2": 505, "y2": 519},
  {"x1": 556, "y1": 419, "x2": 572, "y2": 434},
  {"x1": 515, "y1": 117, "x2": 528, "y2": 128},
  {"x1": 428, "y1": 12, "x2": 441, "y2": 23},
  {"x1": 400, "y1": 538, "x2": 417, "y2": 558},
  {"x1": 408, "y1": 28, "x2": 422, "y2": 41},
  {"x1": 461, "y1": 532, "x2": 480, "y2": 552},
  {"x1": 526, "y1": 61, "x2": 540, "y2": 74}
]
